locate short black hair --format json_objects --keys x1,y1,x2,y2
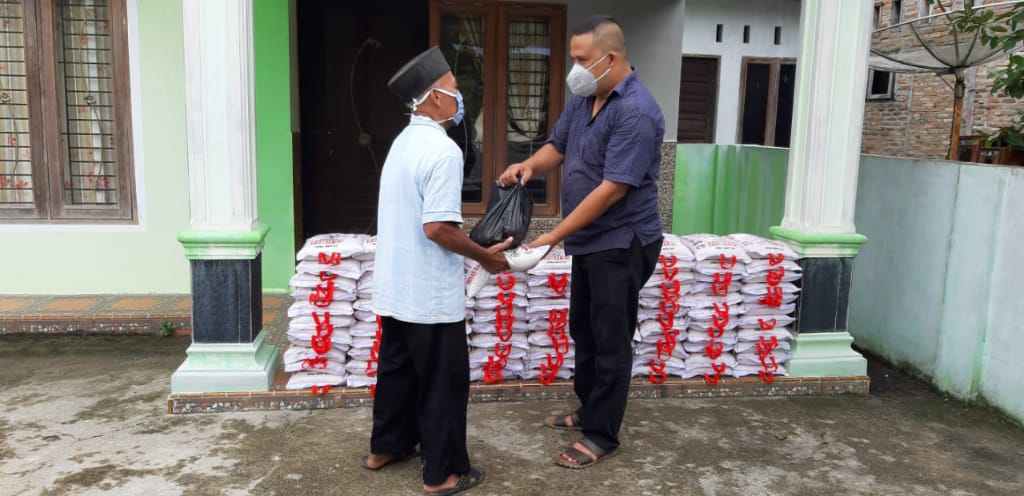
[{"x1": 570, "y1": 15, "x2": 619, "y2": 37}]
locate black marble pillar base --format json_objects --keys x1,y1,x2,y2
[
  {"x1": 794, "y1": 257, "x2": 853, "y2": 334},
  {"x1": 190, "y1": 255, "x2": 263, "y2": 343}
]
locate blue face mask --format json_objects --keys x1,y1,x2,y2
[{"x1": 430, "y1": 88, "x2": 464, "y2": 126}]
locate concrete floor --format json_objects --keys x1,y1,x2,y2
[{"x1": 1, "y1": 335, "x2": 1022, "y2": 496}]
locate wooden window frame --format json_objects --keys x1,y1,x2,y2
[
  {"x1": 430, "y1": 0, "x2": 564, "y2": 217},
  {"x1": 0, "y1": 0, "x2": 135, "y2": 224},
  {"x1": 736, "y1": 57, "x2": 796, "y2": 146}
]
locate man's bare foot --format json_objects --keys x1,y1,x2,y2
[
  {"x1": 423, "y1": 473, "x2": 460, "y2": 493},
  {"x1": 364, "y1": 453, "x2": 397, "y2": 470}
]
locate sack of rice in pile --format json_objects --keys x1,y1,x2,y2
[
  {"x1": 633, "y1": 234, "x2": 695, "y2": 381},
  {"x1": 468, "y1": 272, "x2": 529, "y2": 383},
  {"x1": 726, "y1": 234, "x2": 802, "y2": 382},
  {"x1": 525, "y1": 248, "x2": 573, "y2": 383}
]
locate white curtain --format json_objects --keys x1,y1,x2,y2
[
  {"x1": 0, "y1": 0, "x2": 30, "y2": 205},
  {"x1": 506, "y1": 19, "x2": 549, "y2": 149}
]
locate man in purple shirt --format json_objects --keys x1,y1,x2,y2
[{"x1": 499, "y1": 15, "x2": 664, "y2": 469}]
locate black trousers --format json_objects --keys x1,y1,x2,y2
[
  {"x1": 570, "y1": 236, "x2": 662, "y2": 452},
  {"x1": 370, "y1": 317, "x2": 471, "y2": 486}
]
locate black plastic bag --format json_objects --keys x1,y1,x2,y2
[{"x1": 470, "y1": 184, "x2": 533, "y2": 248}]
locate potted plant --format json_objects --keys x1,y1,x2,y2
[{"x1": 980, "y1": 114, "x2": 1024, "y2": 166}]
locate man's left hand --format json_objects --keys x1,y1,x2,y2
[{"x1": 528, "y1": 233, "x2": 558, "y2": 249}]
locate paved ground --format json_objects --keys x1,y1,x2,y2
[{"x1": 1, "y1": 335, "x2": 1022, "y2": 496}]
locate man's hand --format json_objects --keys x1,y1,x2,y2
[
  {"x1": 480, "y1": 237, "x2": 514, "y2": 274},
  {"x1": 527, "y1": 232, "x2": 558, "y2": 249},
  {"x1": 498, "y1": 163, "x2": 533, "y2": 187}
]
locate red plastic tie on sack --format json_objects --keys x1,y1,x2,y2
[
  {"x1": 766, "y1": 267, "x2": 786, "y2": 286},
  {"x1": 303, "y1": 356, "x2": 328, "y2": 370},
  {"x1": 758, "y1": 318, "x2": 777, "y2": 331},
  {"x1": 318, "y1": 252, "x2": 342, "y2": 266},
  {"x1": 319, "y1": 271, "x2": 337, "y2": 282},
  {"x1": 705, "y1": 340, "x2": 724, "y2": 360},
  {"x1": 369, "y1": 384, "x2": 377, "y2": 397},
  {"x1": 719, "y1": 254, "x2": 737, "y2": 270},
  {"x1": 759, "y1": 286, "x2": 783, "y2": 307},
  {"x1": 310, "y1": 385, "x2": 332, "y2": 396},
  {"x1": 660, "y1": 279, "x2": 681, "y2": 298},
  {"x1": 310, "y1": 335, "x2": 332, "y2": 355},
  {"x1": 309, "y1": 279, "x2": 335, "y2": 308},
  {"x1": 756, "y1": 336, "x2": 779, "y2": 358},
  {"x1": 547, "y1": 274, "x2": 569, "y2": 297},
  {"x1": 647, "y1": 359, "x2": 668, "y2": 384},
  {"x1": 711, "y1": 272, "x2": 733, "y2": 296},
  {"x1": 767, "y1": 253, "x2": 785, "y2": 267},
  {"x1": 758, "y1": 370, "x2": 776, "y2": 384},
  {"x1": 496, "y1": 273, "x2": 517, "y2": 291}
]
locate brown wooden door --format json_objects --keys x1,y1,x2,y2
[{"x1": 677, "y1": 56, "x2": 719, "y2": 143}]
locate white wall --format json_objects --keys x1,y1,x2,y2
[{"x1": 681, "y1": 0, "x2": 801, "y2": 144}]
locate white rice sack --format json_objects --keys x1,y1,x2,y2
[
  {"x1": 289, "y1": 313, "x2": 356, "y2": 329},
  {"x1": 734, "y1": 364, "x2": 786, "y2": 377},
  {"x1": 284, "y1": 359, "x2": 347, "y2": 376},
  {"x1": 638, "y1": 319, "x2": 686, "y2": 338},
  {"x1": 635, "y1": 354, "x2": 685, "y2": 370},
  {"x1": 678, "y1": 234, "x2": 752, "y2": 264},
  {"x1": 688, "y1": 304, "x2": 745, "y2": 321},
  {"x1": 644, "y1": 271, "x2": 696, "y2": 288},
  {"x1": 355, "y1": 236, "x2": 377, "y2": 261},
  {"x1": 639, "y1": 307, "x2": 686, "y2": 322},
  {"x1": 469, "y1": 332, "x2": 529, "y2": 350},
  {"x1": 474, "y1": 307, "x2": 528, "y2": 323},
  {"x1": 520, "y1": 368, "x2": 574, "y2": 380},
  {"x1": 283, "y1": 346, "x2": 347, "y2": 365},
  {"x1": 289, "y1": 272, "x2": 358, "y2": 292},
  {"x1": 726, "y1": 233, "x2": 800, "y2": 260},
  {"x1": 682, "y1": 293, "x2": 744, "y2": 309},
  {"x1": 347, "y1": 347, "x2": 375, "y2": 361},
  {"x1": 741, "y1": 283, "x2": 801, "y2": 296},
  {"x1": 688, "y1": 282, "x2": 741, "y2": 297},
  {"x1": 464, "y1": 260, "x2": 490, "y2": 299},
  {"x1": 287, "y1": 300, "x2": 354, "y2": 318},
  {"x1": 680, "y1": 365, "x2": 736, "y2": 379},
  {"x1": 527, "y1": 331, "x2": 575, "y2": 347},
  {"x1": 737, "y1": 350, "x2": 792, "y2": 366},
  {"x1": 746, "y1": 258, "x2": 802, "y2": 275},
  {"x1": 682, "y1": 339, "x2": 736, "y2": 354},
  {"x1": 737, "y1": 327, "x2": 794, "y2": 341},
  {"x1": 286, "y1": 334, "x2": 351, "y2": 352},
  {"x1": 639, "y1": 284, "x2": 692, "y2": 299},
  {"x1": 296, "y1": 259, "x2": 363, "y2": 280},
  {"x1": 735, "y1": 339, "x2": 792, "y2": 354},
  {"x1": 471, "y1": 319, "x2": 530, "y2": 334},
  {"x1": 686, "y1": 329, "x2": 739, "y2": 344},
  {"x1": 527, "y1": 347, "x2": 576, "y2": 361},
  {"x1": 477, "y1": 282, "x2": 528, "y2": 298},
  {"x1": 737, "y1": 315, "x2": 796, "y2": 329},
  {"x1": 348, "y1": 320, "x2": 380, "y2": 337},
  {"x1": 694, "y1": 260, "x2": 748, "y2": 277},
  {"x1": 357, "y1": 271, "x2": 374, "y2": 292},
  {"x1": 470, "y1": 348, "x2": 527, "y2": 367},
  {"x1": 686, "y1": 353, "x2": 738, "y2": 369},
  {"x1": 286, "y1": 371, "x2": 346, "y2": 390},
  {"x1": 475, "y1": 297, "x2": 529, "y2": 310},
  {"x1": 741, "y1": 293, "x2": 800, "y2": 306},
  {"x1": 744, "y1": 269, "x2": 802, "y2": 283},
  {"x1": 659, "y1": 234, "x2": 698, "y2": 263},
  {"x1": 745, "y1": 303, "x2": 797, "y2": 316},
  {"x1": 346, "y1": 374, "x2": 377, "y2": 388},
  {"x1": 526, "y1": 297, "x2": 570, "y2": 310},
  {"x1": 291, "y1": 287, "x2": 357, "y2": 303},
  {"x1": 527, "y1": 286, "x2": 572, "y2": 299},
  {"x1": 361, "y1": 259, "x2": 375, "y2": 273},
  {"x1": 296, "y1": 233, "x2": 371, "y2": 262},
  {"x1": 636, "y1": 343, "x2": 689, "y2": 359},
  {"x1": 527, "y1": 247, "x2": 572, "y2": 275}
]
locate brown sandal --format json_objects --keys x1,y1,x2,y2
[
  {"x1": 555, "y1": 438, "x2": 616, "y2": 469},
  {"x1": 544, "y1": 412, "x2": 582, "y2": 431}
]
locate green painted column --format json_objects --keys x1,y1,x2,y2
[
  {"x1": 171, "y1": 0, "x2": 278, "y2": 394},
  {"x1": 770, "y1": 0, "x2": 874, "y2": 378},
  {"x1": 253, "y1": 0, "x2": 296, "y2": 293}
]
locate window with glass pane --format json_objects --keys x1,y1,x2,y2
[
  {"x1": 439, "y1": 13, "x2": 486, "y2": 204},
  {"x1": 0, "y1": 0, "x2": 32, "y2": 207},
  {"x1": 56, "y1": 0, "x2": 117, "y2": 207},
  {"x1": 506, "y1": 17, "x2": 550, "y2": 204}
]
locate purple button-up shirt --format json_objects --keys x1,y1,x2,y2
[{"x1": 547, "y1": 71, "x2": 664, "y2": 256}]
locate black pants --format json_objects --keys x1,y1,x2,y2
[
  {"x1": 370, "y1": 317, "x2": 471, "y2": 486},
  {"x1": 570, "y1": 236, "x2": 662, "y2": 452}
]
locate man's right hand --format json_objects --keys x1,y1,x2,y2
[
  {"x1": 498, "y1": 163, "x2": 532, "y2": 187},
  {"x1": 480, "y1": 237, "x2": 514, "y2": 274}
]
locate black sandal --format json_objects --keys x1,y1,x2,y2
[
  {"x1": 544, "y1": 412, "x2": 582, "y2": 431},
  {"x1": 424, "y1": 467, "x2": 485, "y2": 495},
  {"x1": 555, "y1": 438, "x2": 616, "y2": 470},
  {"x1": 361, "y1": 448, "x2": 418, "y2": 471}
]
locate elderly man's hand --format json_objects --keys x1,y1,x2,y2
[
  {"x1": 498, "y1": 163, "x2": 533, "y2": 187},
  {"x1": 480, "y1": 237, "x2": 514, "y2": 274}
]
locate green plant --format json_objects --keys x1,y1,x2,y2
[{"x1": 160, "y1": 321, "x2": 176, "y2": 337}]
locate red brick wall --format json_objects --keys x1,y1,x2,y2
[{"x1": 861, "y1": 0, "x2": 1024, "y2": 159}]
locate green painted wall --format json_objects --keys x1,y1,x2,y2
[
  {"x1": 672, "y1": 144, "x2": 788, "y2": 237},
  {"x1": 253, "y1": 0, "x2": 296, "y2": 293},
  {"x1": 0, "y1": 0, "x2": 190, "y2": 295}
]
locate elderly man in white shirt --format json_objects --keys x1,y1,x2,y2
[{"x1": 364, "y1": 46, "x2": 509, "y2": 496}]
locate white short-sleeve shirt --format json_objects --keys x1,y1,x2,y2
[{"x1": 372, "y1": 115, "x2": 466, "y2": 324}]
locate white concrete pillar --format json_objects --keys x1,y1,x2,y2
[
  {"x1": 172, "y1": 0, "x2": 277, "y2": 394},
  {"x1": 771, "y1": 0, "x2": 874, "y2": 378}
]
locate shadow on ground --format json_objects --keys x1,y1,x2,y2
[{"x1": 1, "y1": 335, "x2": 1022, "y2": 496}]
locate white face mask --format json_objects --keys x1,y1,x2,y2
[{"x1": 566, "y1": 53, "x2": 611, "y2": 97}]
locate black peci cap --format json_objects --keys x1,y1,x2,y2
[{"x1": 387, "y1": 46, "x2": 452, "y2": 103}]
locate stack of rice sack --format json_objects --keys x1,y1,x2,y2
[
  {"x1": 468, "y1": 271, "x2": 530, "y2": 383},
  {"x1": 727, "y1": 234, "x2": 801, "y2": 381},
  {"x1": 523, "y1": 248, "x2": 574, "y2": 383},
  {"x1": 285, "y1": 234, "x2": 374, "y2": 391},
  {"x1": 633, "y1": 234, "x2": 696, "y2": 381},
  {"x1": 678, "y1": 234, "x2": 751, "y2": 383},
  {"x1": 346, "y1": 236, "x2": 381, "y2": 389}
]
